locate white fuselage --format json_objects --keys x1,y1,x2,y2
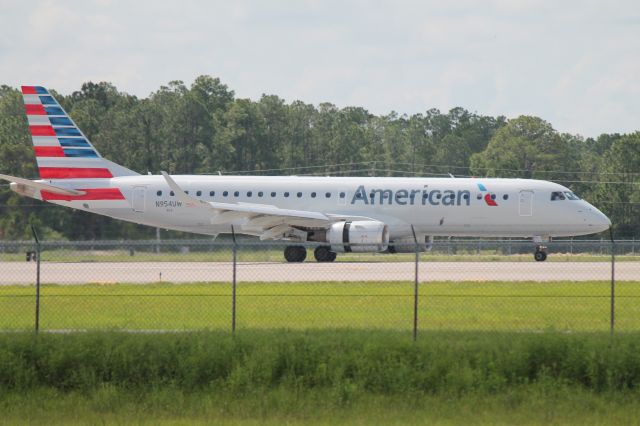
[{"x1": 37, "y1": 175, "x2": 611, "y2": 240}]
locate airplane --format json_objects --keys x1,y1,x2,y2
[{"x1": 0, "y1": 85, "x2": 611, "y2": 262}]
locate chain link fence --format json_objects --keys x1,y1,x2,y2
[{"x1": 0, "y1": 237, "x2": 637, "y2": 335}]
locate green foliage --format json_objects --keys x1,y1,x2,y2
[
  {"x1": 2, "y1": 331, "x2": 640, "y2": 394},
  {"x1": 470, "y1": 116, "x2": 571, "y2": 179},
  {"x1": 0, "y1": 78, "x2": 637, "y2": 239}
]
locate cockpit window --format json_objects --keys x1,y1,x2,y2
[
  {"x1": 564, "y1": 192, "x2": 581, "y2": 200},
  {"x1": 551, "y1": 191, "x2": 565, "y2": 201}
]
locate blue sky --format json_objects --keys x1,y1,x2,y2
[{"x1": 1, "y1": 0, "x2": 638, "y2": 137}]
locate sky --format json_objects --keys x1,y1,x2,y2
[{"x1": 0, "y1": 0, "x2": 638, "y2": 137}]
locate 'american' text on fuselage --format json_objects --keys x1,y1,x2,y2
[{"x1": 351, "y1": 185, "x2": 471, "y2": 206}]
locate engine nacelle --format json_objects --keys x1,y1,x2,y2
[
  {"x1": 388, "y1": 235, "x2": 434, "y2": 253},
  {"x1": 328, "y1": 221, "x2": 389, "y2": 253}
]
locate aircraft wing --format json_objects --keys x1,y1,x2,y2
[{"x1": 162, "y1": 172, "x2": 338, "y2": 240}]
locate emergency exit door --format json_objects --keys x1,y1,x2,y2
[{"x1": 132, "y1": 187, "x2": 146, "y2": 212}]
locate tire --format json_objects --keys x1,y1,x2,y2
[
  {"x1": 534, "y1": 251, "x2": 547, "y2": 262},
  {"x1": 314, "y1": 246, "x2": 337, "y2": 262},
  {"x1": 284, "y1": 246, "x2": 307, "y2": 263}
]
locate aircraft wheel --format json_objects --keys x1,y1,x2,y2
[
  {"x1": 534, "y1": 250, "x2": 547, "y2": 262},
  {"x1": 284, "y1": 245, "x2": 307, "y2": 263},
  {"x1": 314, "y1": 246, "x2": 337, "y2": 262}
]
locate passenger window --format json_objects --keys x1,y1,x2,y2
[
  {"x1": 258, "y1": 191, "x2": 263, "y2": 197},
  {"x1": 325, "y1": 192, "x2": 331, "y2": 198},
  {"x1": 185, "y1": 190, "x2": 189, "y2": 194},
  {"x1": 551, "y1": 191, "x2": 565, "y2": 201},
  {"x1": 463, "y1": 194, "x2": 469, "y2": 200},
  {"x1": 284, "y1": 192, "x2": 290, "y2": 198},
  {"x1": 340, "y1": 192, "x2": 346, "y2": 198},
  {"x1": 223, "y1": 191, "x2": 228, "y2": 197},
  {"x1": 196, "y1": 190, "x2": 202, "y2": 196},
  {"x1": 490, "y1": 194, "x2": 496, "y2": 200},
  {"x1": 477, "y1": 194, "x2": 482, "y2": 200},
  {"x1": 503, "y1": 194, "x2": 508, "y2": 200},
  {"x1": 297, "y1": 192, "x2": 302, "y2": 198},
  {"x1": 271, "y1": 192, "x2": 276, "y2": 197},
  {"x1": 311, "y1": 192, "x2": 316, "y2": 198},
  {"x1": 234, "y1": 191, "x2": 239, "y2": 197},
  {"x1": 170, "y1": 191, "x2": 175, "y2": 197},
  {"x1": 157, "y1": 190, "x2": 162, "y2": 196},
  {"x1": 247, "y1": 191, "x2": 252, "y2": 197},
  {"x1": 210, "y1": 191, "x2": 215, "y2": 196}
]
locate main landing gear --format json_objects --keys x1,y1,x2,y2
[
  {"x1": 284, "y1": 245, "x2": 307, "y2": 263},
  {"x1": 534, "y1": 245, "x2": 548, "y2": 262},
  {"x1": 283, "y1": 245, "x2": 337, "y2": 263},
  {"x1": 313, "y1": 246, "x2": 337, "y2": 262}
]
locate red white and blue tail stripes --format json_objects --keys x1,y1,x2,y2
[{"x1": 22, "y1": 85, "x2": 113, "y2": 179}]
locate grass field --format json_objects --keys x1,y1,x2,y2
[
  {"x1": 3, "y1": 386, "x2": 640, "y2": 425},
  {"x1": 1, "y1": 280, "x2": 639, "y2": 332},
  {"x1": 2, "y1": 331, "x2": 640, "y2": 424}
]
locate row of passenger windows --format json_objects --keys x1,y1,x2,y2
[
  {"x1": 155, "y1": 190, "x2": 510, "y2": 201},
  {"x1": 478, "y1": 193, "x2": 509, "y2": 200},
  {"x1": 154, "y1": 190, "x2": 581, "y2": 202},
  {"x1": 157, "y1": 190, "x2": 347, "y2": 199}
]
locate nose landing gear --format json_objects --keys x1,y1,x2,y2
[{"x1": 534, "y1": 245, "x2": 547, "y2": 262}]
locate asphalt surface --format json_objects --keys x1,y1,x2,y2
[{"x1": 0, "y1": 261, "x2": 634, "y2": 284}]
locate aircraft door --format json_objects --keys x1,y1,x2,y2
[
  {"x1": 132, "y1": 186, "x2": 146, "y2": 212},
  {"x1": 519, "y1": 190, "x2": 533, "y2": 216}
]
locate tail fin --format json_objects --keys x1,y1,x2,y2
[{"x1": 21, "y1": 85, "x2": 139, "y2": 179}]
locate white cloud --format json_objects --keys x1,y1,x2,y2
[{"x1": 0, "y1": 0, "x2": 638, "y2": 136}]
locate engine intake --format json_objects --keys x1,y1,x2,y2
[{"x1": 328, "y1": 221, "x2": 389, "y2": 253}]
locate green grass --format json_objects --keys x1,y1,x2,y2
[
  {"x1": 2, "y1": 386, "x2": 640, "y2": 425},
  {"x1": 1, "y1": 281, "x2": 639, "y2": 332},
  {"x1": 2, "y1": 331, "x2": 640, "y2": 424},
  {"x1": 1, "y1": 248, "x2": 637, "y2": 262}
]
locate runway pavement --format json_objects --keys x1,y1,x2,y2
[{"x1": 0, "y1": 261, "x2": 635, "y2": 284}]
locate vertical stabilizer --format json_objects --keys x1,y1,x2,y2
[{"x1": 21, "y1": 85, "x2": 139, "y2": 179}]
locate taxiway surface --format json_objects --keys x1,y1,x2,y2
[{"x1": 0, "y1": 261, "x2": 633, "y2": 284}]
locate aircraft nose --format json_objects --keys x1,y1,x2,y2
[{"x1": 588, "y1": 206, "x2": 611, "y2": 232}]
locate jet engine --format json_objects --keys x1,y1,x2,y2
[
  {"x1": 388, "y1": 235, "x2": 434, "y2": 253},
  {"x1": 327, "y1": 220, "x2": 389, "y2": 253}
]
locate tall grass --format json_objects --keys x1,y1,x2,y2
[{"x1": 1, "y1": 330, "x2": 640, "y2": 395}]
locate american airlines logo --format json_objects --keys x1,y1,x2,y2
[
  {"x1": 476, "y1": 182, "x2": 498, "y2": 206},
  {"x1": 350, "y1": 185, "x2": 471, "y2": 206}
]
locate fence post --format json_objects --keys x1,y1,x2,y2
[
  {"x1": 231, "y1": 226, "x2": 237, "y2": 334},
  {"x1": 411, "y1": 225, "x2": 419, "y2": 341},
  {"x1": 31, "y1": 226, "x2": 41, "y2": 333},
  {"x1": 610, "y1": 229, "x2": 615, "y2": 335}
]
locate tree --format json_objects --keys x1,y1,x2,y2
[
  {"x1": 589, "y1": 133, "x2": 640, "y2": 235},
  {"x1": 469, "y1": 116, "x2": 572, "y2": 180}
]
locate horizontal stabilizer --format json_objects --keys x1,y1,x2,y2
[{"x1": 0, "y1": 173, "x2": 85, "y2": 196}]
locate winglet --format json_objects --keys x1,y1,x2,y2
[{"x1": 160, "y1": 171, "x2": 208, "y2": 208}]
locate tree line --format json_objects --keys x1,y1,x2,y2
[{"x1": 0, "y1": 76, "x2": 638, "y2": 240}]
